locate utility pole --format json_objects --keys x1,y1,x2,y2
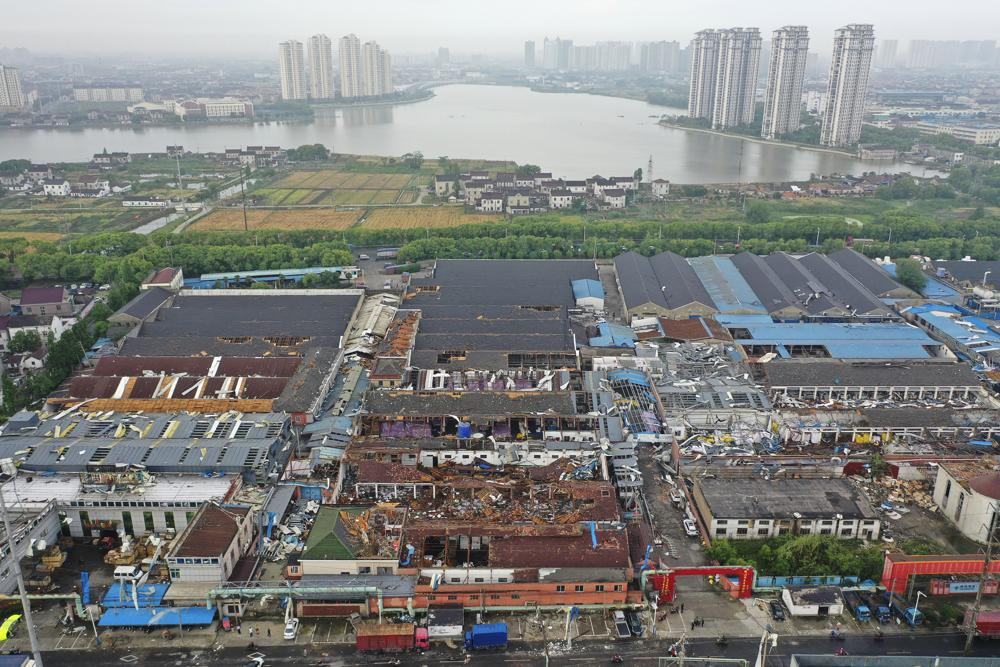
[
  {"x1": 0, "y1": 484, "x2": 45, "y2": 667},
  {"x1": 239, "y1": 166, "x2": 249, "y2": 233},
  {"x1": 965, "y1": 508, "x2": 999, "y2": 654},
  {"x1": 174, "y1": 154, "x2": 183, "y2": 191}
]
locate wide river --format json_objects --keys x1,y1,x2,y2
[{"x1": 0, "y1": 84, "x2": 926, "y2": 182}]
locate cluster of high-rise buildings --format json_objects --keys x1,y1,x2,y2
[
  {"x1": 688, "y1": 24, "x2": 874, "y2": 147},
  {"x1": 278, "y1": 34, "x2": 393, "y2": 102},
  {"x1": 525, "y1": 38, "x2": 683, "y2": 73}
]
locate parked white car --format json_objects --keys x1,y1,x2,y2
[
  {"x1": 683, "y1": 518, "x2": 699, "y2": 538},
  {"x1": 283, "y1": 617, "x2": 300, "y2": 640}
]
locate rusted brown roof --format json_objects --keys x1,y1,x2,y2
[{"x1": 173, "y1": 504, "x2": 250, "y2": 557}]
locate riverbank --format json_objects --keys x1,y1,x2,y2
[
  {"x1": 308, "y1": 89, "x2": 435, "y2": 110},
  {"x1": 657, "y1": 120, "x2": 860, "y2": 158}
]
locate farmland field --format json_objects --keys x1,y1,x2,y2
[
  {"x1": 0, "y1": 208, "x2": 166, "y2": 234},
  {"x1": 362, "y1": 208, "x2": 500, "y2": 229},
  {"x1": 262, "y1": 170, "x2": 418, "y2": 207},
  {"x1": 191, "y1": 208, "x2": 361, "y2": 231},
  {"x1": 0, "y1": 231, "x2": 64, "y2": 242}
]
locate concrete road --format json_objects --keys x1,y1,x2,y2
[{"x1": 38, "y1": 631, "x2": 998, "y2": 666}]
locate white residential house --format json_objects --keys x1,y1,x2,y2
[
  {"x1": 533, "y1": 173, "x2": 553, "y2": 187},
  {"x1": 42, "y1": 179, "x2": 71, "y2": 197},
  {"x1": 610, "y1": 176, "x2": 638, "y2": 191},
  {"x1": 563, "y1": 180, "x2": 589, "y2": 194},
  {"x1": 600, "y1": 188, "x2": 627, "y2": 209},
  {"x1": 549, "y1": 190, "x2": 575, "y2": 209},
  {"x1": 515, "y1": 176, "x2": 535, "y2": 188},
  {"x1": 433, "y1": 175, "x2": 456, "y2": 197},
  {"x1": 476, "y1": 194, "x2": 505, "y2": 213},
  {"x1": 464, "y1": 181, "x2": 487, "y2": 205},
  {"x1": 652, "y1": 179, "x2": 671, "y2": 197}
]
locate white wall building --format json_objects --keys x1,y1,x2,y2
[
  {"x1": 0, "y1": 65, "x2": 26, "y2": 111},
  {"x1": 712, "y1": 28, "x2": 761, "y2": 130},
  {"x1": 308, "y1": 34, "x2": 335, "y2": 100},
  {"x1": 166, "y1": 503, "x2": 254, "y2": 585},
  {"x1": 72, "y1": 86, "x2": 144, "y2": 103},
  {"x1": 688, "y1": 30, "x2": 721, "y2": 120},
  {"x1": 820, "y1": 24, "x2": 875, "y2": 147},
  {"x1": 693, "y1": 478, "x2": 881, "y2": 540},
  {"x1": 761, "y1": 26, "x2": 809, "y2": 139},
  {"x1": 278, "y1": 40, "x2": 307, "y2": 101},
  {"x1": 362, "y1": 41, "x2": 393, "y2": 97},
  {"x1": 339, "y1": 34, "x2": 363, "y2": 99},
  {"x1": 42, "y1": 179, "x2": 71, "y2": 196},
  {"x1": 933, "y1": 463, "x2": 1000, "y2": 544}
]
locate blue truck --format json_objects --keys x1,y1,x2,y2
[
  {"x1": 842, "y1": 589, "x2": 871, "y2": 622},
  {"x1": 464, "y1": 623, "x2": 508, "y2": 650},
  {"x1": 864, "y1": 592, "x2": 892, "y2": 624},
  {"x1": 885, "y1": 592, "x2": 923, "y2": 627}
]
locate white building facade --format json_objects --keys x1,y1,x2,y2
[
  {"x1": 761, "y1": 26, "x2": 809, "y2": 139},
  {"x1": 820, "y1": 24, "x2": 875, "y2": 147},
  {"x1": 278, "y1": 40, "x2": 307, "y2": 101},
  {"x1": 308, "y1": 34, "x2": 335, "y2": 99}
]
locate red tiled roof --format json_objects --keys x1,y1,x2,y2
[
  {"x1": 658, "y1": 317, "x2": 732, "y2": 342},
  {"x1": 148, "y1": 267, "x2": 179, "y2": 284},
  {"x1": 19, "y1": 287, "x2": 66, "y2": 306},
  {"x1": 173, "y1": 505, "x2": 250, "y2": 557}
]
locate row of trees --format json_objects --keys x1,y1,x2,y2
[{"x1": 705, "y1": 534, "x2": 886, "y2": 580}]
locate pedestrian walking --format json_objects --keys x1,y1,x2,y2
[
  {"x1": 237, "y1": 625, "x2": 242, "y2": 635},
  {"x1": 691, "y1": 620, "x2": 695, "y2": 631},
  {"x1": 249, "y1": 627, "x2": 254, "y2": 638},
  {"x1": 680, "y1": 603, "x2": 685, "y2": 613},
  {"x1": 267, "y1": 627, "x2": 271, "y2": 638}
]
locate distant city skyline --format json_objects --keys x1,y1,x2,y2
[{"x1": 3, "y1": 0, "x2": 999, "y2": 57}]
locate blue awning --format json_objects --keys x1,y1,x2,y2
[
  {"x1": 98, "y1": 606, "x2": 216, "y2": 627},
  {"x1": 102, "y1": 582, "x2": 169, "y2": 608}
]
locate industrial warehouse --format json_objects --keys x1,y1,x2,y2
[{"x1": 3, "y1": 250, "x2": 1000, "y2": 656}]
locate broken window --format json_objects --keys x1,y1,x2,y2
[
  {"x1": 264, "y1": 336, "x2": 311, "y2": 347},
  {"x1": 218, "y1": 336, "x2": 251, "y2": 344},
  {"x1": 437, "y1": 350, "x2": 467, "y2": 363}
]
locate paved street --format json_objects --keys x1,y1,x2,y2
[{"x1": 37, "y1": 631, "x2": 1000, "y2": 666}]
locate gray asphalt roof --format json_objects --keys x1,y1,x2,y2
[
  {"x1": 765, "y1": 362, "x2": 982, "y2": 388},
  {"x1": 615, "y1": 251, "x2": 716, "y2": 312},
  {"x1": 411, "y1": 259, "x2": 597, "y2": 307},
  {"x1": 730, "y1": 252, "x2": 803, "y2": 315},
  {"x1": 828, "y1": 249, "x2": 914, "y2": 298},
  {"x1": 762, "y1": 252, "x2": 844, "y2": 316},
  {"x1": 698, "y1": 478, "x2": 878, "y2": 519},
  {"x1": 139, "y1": 293, "x2": 360, "y2": 339},
  {"x1": 798, "y1": 253, "x2": 891, "y2": 316},
  {"x1": 934, "y1": 260, "x2": 1000, "y2": 288},
  {"x1": 114, "y1": 287, "x2": 172, "y2": 321}
]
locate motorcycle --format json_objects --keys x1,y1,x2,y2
[
  {"x1": 612, "y1": 656, "x2": 624, "y2": 665},
  {"x1": 835, "y1": 648, "x2": 849, "y2": 656},
  {"x1": 716, "y1": 636, "x2": 728, "y2": 646}
]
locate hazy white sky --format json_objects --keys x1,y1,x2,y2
[{"x1": 3, "y1": 0, "x2": 997, "y2": 58}]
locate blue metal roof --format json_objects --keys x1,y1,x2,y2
[
  {"x1": 689, "y1": 256, "x2": 767, "y2": 314},
  {"x1": 716, "y1": 315, "x2": 942, "y2": 359},
  {"x1": 907, "y1": 304, "x2": 1000, "y2": 350},
  {"x1": 881, "y1": 263, "x2": 961, "y2": 300},
  {"x1": 589, "y1": 322, "x2": 635, "y2": 348},
  {"x1": 572, "y1": 278, "x2": 604, "y2": 300},
  {"x1": 102, "y1": 582, "x2": 169, "y2": 608},
  {"x1": 97, "y1": 606, "x2": 216, "y2": 627}
]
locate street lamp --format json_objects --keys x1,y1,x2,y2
[
  {"x1": 0, "y1": 479, "x2": 45, "y2": 667},
  {"x1": 914, "y1": 590, "x2": 927, "y2": 617},
  {"x1": 984, "y1": 270, "x2": 991, "y2": 287}
]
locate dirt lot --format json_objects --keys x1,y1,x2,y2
[{"x1": 191, "y1": 208, "x2": 361, "y2": 231}]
